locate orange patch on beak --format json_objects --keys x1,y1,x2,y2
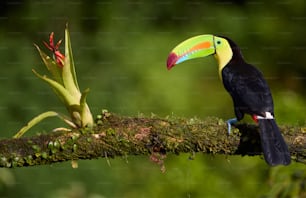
[{"x1": 188, "y1": 41, "x2": 211, "y2": 53}]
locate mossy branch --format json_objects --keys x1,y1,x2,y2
[{"x1": 0, "y1": 113, "x2": 305, "y2": 168}]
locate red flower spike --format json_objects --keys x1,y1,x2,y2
[
  {"x1": 55, "y1": 39, "x2": 62, "y2": 49},
  {"x1": 43, "y1": 32, "x2": 65, "y2": 67}
]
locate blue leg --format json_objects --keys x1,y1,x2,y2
[{"x1": 226, "y1": 118, "x2": 238, "y2": 134}]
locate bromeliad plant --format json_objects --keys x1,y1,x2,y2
[{"x1": 14, "y1": 26, "x2": 93, "y2": 138}]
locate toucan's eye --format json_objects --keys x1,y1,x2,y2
[{"x1": 217, "y1": 40, "x2": 221, "y2": 45}]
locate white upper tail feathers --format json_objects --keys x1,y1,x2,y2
[{"x1": 256, "y1": 112, "x2": 274, "y2": 120}]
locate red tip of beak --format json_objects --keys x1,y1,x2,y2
[{"x1": 167, "y1": 52, "x2": 178, "y2": 70}]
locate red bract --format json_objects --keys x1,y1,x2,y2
[{"x1": 43, "y1": 32, "x2": 65, "y2": 67}]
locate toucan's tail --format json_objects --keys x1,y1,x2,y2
[{"x1": 258, "y1": 119, "x2": 291, "y2": 166}]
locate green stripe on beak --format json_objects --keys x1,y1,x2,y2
[{"x1": 167, "y1": 35, "x2": 215, "y2": 70}]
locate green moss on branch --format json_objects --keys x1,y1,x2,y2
[{"x1": 0, "y1": 113, "x2": 304, "y2": 168}]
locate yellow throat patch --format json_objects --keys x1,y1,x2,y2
[{"x1": 213, "y1": 36, "x2": 233, "y2": 80}]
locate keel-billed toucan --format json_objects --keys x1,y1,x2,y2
[{"x1": 166, "y1": 35, "x2": 291, "y2": 166}]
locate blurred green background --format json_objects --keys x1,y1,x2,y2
[{"x1": 0, "y1": 0, "x2": 305, "y2": 197}]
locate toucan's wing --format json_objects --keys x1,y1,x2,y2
[{"x1": 221, "y1": 63, "x2": 274, "y2": 118}]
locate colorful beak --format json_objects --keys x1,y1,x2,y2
[{"x1": 166, "y1": 35, "x2": 215, "y2": 70}]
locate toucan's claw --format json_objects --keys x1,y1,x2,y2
[{"x1": 226, "y1": 118, "x2": 238, "y2": 134}]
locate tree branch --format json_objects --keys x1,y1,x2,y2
[{"x1": 0, "y1": 112, "x2": 305, "y2": 168}]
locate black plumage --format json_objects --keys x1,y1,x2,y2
[{"x1": 220, "y1": 37, "x2": 291, "y2": 165}]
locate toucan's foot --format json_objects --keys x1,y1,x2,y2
[{"x1": 226, "y1": 118, "x2": 238, "y2": 134}]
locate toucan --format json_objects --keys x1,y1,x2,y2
[{"x1": 166, "y1": 35, "x2": 291, "y2": 166}]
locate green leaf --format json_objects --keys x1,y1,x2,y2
[
  {"x1": 13, "y1": 111, "x2": 59, "y2": 138},
  {"x1": 34, "y1": 44, "x2": 63, "y2": 85},
  {"x1": 79, "y1": 88, "x2": 94, "y2": 127},
  {"x1": 32, "y1": 69, "x2": 79, "y2": 107},
  {"x1": 80, "y1": 88, "x2": 90, "y2": 113},
  {"x1": 62, "y1": 24, "x2": 81, "y2": 98}
]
